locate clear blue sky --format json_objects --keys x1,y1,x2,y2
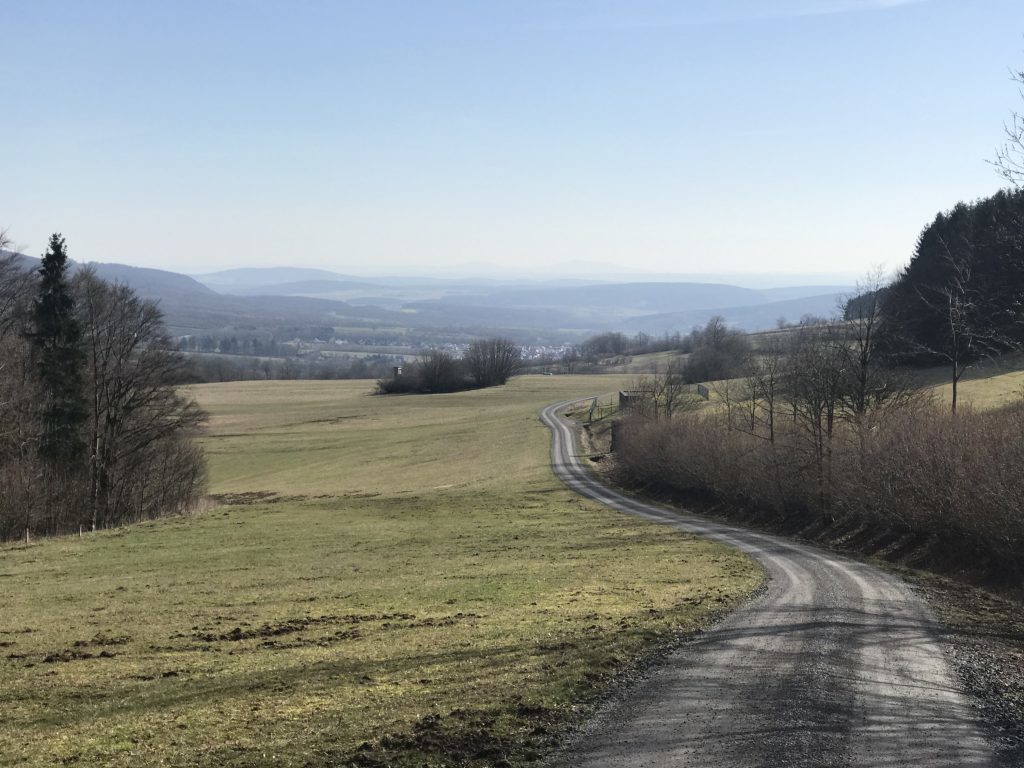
[{"x1": 3, "y1": 0, "x2": 1024, "y2": 278}]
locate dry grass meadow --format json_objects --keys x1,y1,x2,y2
[{"x1": 0, "y1": 375, "x2": 761, "y2": 767}]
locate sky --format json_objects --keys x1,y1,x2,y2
[{"x1": 3, "y1": 0, "x2": 1024, "y2": 279}]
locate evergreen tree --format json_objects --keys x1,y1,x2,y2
[
  {"x1": 32, "y1": 233, "x2": 87, "y2": 465},
  {"x1": 879, "y1": 190, "x2": 1024, "y2": 410}
]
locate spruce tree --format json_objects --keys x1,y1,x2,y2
[{"x1": 32, "y1": 233, "x2": 87, "y2": 465}]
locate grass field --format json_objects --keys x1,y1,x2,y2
[
  {"x1": 588, "y1": 350, "x2": 688, "y2": 374},
  {"x1": 919, "y1": 355, "x2": 1024, "y2": 411},
  {"x1": 0, "y1": 375, "x2": 761, "y2": 767},
  {"x1": 607, "y1": 348, "x2": 1024, "y2": 413}
]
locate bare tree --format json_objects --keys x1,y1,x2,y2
[
  {"x1": 909, "y1": 246, "x2": 1011, "y2": 412},
  {"x1": 658, "y1": 361, "x2": 695, "y2": 419},
  {"x1": 0, "y1": 252, "x2": 35, "y2": 343},
  {"x1": 0, "y1": 246, "x2": 45, "y2": 540},
  {"x1": 562, "y1": 347, "x2": 581, "y2": 374},
  {"x1": 464, "y1": 338, "x2": 521, "y2": 388},
  {"x1": 839, "y1": 270, "x2": 886, "y2": 415},
  {"x1": 837, "y1": 269, "x2": 919, "y2": 417},
  {"x1": 418, "y1": 348, "x2": 462, "y2": 393},
  {"x1": 994, "y1": 66, "x2": 1024, "y2": 188},
  {"x1": 785, "y1": 324, "x2": 846, "y2": 514},
  {"x1": 742, "y1": 337, "x2": 787, "y2": 443},
  {"x1": 629, "y1": 362, "x2": 699, "y2": 421},
  {"x1": 711, "y1": 376, "x2": 744, "y2": 431},
  {"x1": 75, "y1": 271, "x2": 207, "y2": 530}
]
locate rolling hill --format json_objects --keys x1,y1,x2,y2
[
  {"x1": 4, "y1": 253, "x2": 852, "y2": 339},
  {"x1": 619, "y1": 292, "x2": 846, "y2": 333}
]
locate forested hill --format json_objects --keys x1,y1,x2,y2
[{"x1": 880, "y1": 187, "x2": 1024, "y2": 360}]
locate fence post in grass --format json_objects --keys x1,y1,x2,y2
[{"x1": 24, "y1": 528, "x2": 29, "y2": 546}]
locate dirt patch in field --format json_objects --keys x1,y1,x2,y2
[
  {"x1": 306, "y1": 415, "x2": 364, "y2": 425},
  {"x1": 257, "y1": 628, "x2": 364, "y2": 650},
  {"x1": 191, "y1": 613, "x2": 418, "y2": 642},
  {"x1": 388, "y1": 613, "x2": 484, "y2": 630},
  {"x1": 207, "y1": 491, "x2": 309, "y2": 506},
  {"x1": 73, "y1": 633, "x2": 130, "y2": 648},
  {"x1": 346, "y1": 706, "x2": 559, "y2": 768},
  {"x1": 33, "y1": 634, "x2": 128, "y2": 663},
  {"x1": 43, "y1": 649, "x2": 116, "y2": 663},
  {"x1": 208, "y1": 491, "x2": 276, "y2": 505}
]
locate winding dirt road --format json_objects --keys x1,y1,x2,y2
[{"x1": 541, "y1": 400, "x2": 997, "y2": 767}]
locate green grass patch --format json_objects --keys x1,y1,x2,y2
[{"x1": 0, "y1": 376, "x2": 761, "y2": 767}]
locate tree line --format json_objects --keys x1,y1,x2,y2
[
  {"x1": 577, "y1": 331, "x2": 688, "y2": 359},
  {"x1": 376, "y1": 339, "x2": 522, "y2": 394},
  {"x1": 565, "y1": 320, "x2": 757, "y2": 378},
  {"x1": 0, "y1": 233, "x2": 206, "y2": 541},
  {"x1": 183, "y1": 351, "x2": 406, "y2": 383}
]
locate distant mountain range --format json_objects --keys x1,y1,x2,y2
[
  {"x1": 4, "y1": 258, "x2": 852, "y2": 340},
  {"x1": 191, "y1": 266, "x2": 851, "y2": 333}
]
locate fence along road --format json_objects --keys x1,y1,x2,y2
[{"x1": 541, "y1": 399, "x2": 996, "y2": 768}]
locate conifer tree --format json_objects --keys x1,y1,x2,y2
[{"x1": 32, "y1": 233, "x2": 87, "y2": 465}]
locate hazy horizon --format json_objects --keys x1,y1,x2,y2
[
  {"x1": 4, "y1": 248, "x2": 860, "y2": 289},
  {"x1": 5, "y1": 1, "x2": 1024, "y2": 278},
  {"x1": 183, "y1": 263, "x2": 862, "y2": 289}
]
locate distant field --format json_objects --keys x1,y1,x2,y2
[
  {"x1": 602, "y1": 348, "x2": 1024, "y2": 412},
  {"x1": 588, "y1": 349, "x2": 688, "y2": 374},
  {"x1": 919, "y1": 356, "x2": 1024, "y2": 410},
  {"x1": 0, "y1": 376, "x2": 761, "y2": 767}
]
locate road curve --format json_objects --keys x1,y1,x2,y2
[{"x1": 541, "y1": 399, "x2": 997, "y2": 768}]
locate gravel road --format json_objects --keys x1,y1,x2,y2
[{"x1": 541, "y1": 400, "x2": 999, "y2": 767}]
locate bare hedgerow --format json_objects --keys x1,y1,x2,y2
[{"x1": 615, "y1": 393, "x2": 1024, "y2": 584}]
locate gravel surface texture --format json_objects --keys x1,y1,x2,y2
[{"x1": 905, "y1": 572, "x2": 1024, "y2": 766}]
